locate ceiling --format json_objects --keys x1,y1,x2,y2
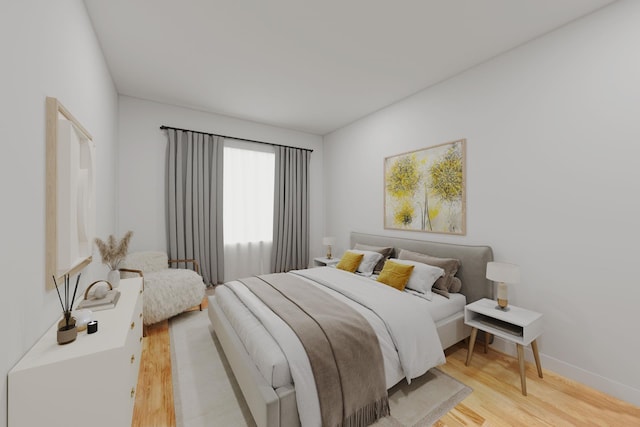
[{"x1": 84, "y1": 0, "x2": 615, "y2": 135}]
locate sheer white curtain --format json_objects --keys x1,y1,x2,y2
[{"x1": 223, "y1": 141, "x2": 275, "y2": 281}]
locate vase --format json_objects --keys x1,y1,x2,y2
[
  {"x1": 57, "y1": 316, "x2": 77, "y2": 345},
  {"x1": 107, "y1": 269, "x2": 120, "y2": 288}
]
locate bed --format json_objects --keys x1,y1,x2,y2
[{"x1": 208, "y1": 232, "x2": 494, "y2": 427}]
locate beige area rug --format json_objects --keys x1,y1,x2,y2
[{"x1": 170, "y1": 309, "x2": 472, "y2": 427}]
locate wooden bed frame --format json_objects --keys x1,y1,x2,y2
[{"x1": 208, "y1": 232, "x2": 494, "y2": 427}]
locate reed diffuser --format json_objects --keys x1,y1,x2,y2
[{"x1": 53, "y1": 273, "x2": 80, "y2": 345}]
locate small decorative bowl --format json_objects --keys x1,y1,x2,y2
[{"x1": 71, "y1": 309, "x2": 93, "y2": 332}]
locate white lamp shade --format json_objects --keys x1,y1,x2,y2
[
  {"x1": 486, "y1": 262, "x2": 520, "y2": 284},
  {"x1": 322, "y1": 236, "x2": 335, "y2": 246}
]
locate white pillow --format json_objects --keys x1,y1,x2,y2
[
  {"x1": 349, "y1": 250, "x2": 383, "y2": 276},
  {"x1": 392, "y1": 258, "x2": 444, "y2": 300}
]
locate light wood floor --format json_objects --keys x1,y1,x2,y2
[
  {"x1": 133, "y1": 311, "x2": 640, "y2": 426},
  {"x1": 436, "y1": 344, "x2": 640, "y2": 426},
  {"x1": 132, "y1": 320, "x2": 175, "y2": 427}
]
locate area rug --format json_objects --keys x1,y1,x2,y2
[{"x1": 170, "y1": 309, "x2": 472, "y2": 427}]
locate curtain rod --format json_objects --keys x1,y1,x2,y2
[{"x1": 160, "y1": 125, "x2": 313, "y2": 153}]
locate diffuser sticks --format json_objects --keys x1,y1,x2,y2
[{"x1": 53, "y1": 273, "x2": 81, "y2": 344}]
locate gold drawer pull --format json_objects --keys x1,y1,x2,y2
[
  {"x1": 130, "y1": 321, "x2": 135, "y2": 330},
  {"x1": 139, "y1": 289, "x2": 143, "y2": 294},
  {"x1": 139, "y1": 336, "x2": 143, "y2": 343},
  {"x1": 139, "y1": 312, "x2": 142, "y2": 318},
  {"x1": 130, "y1": 354, "x2": 135, "y2": 364},
  {"x1": 131, "y1": 387, "x2": 135, "y2": 398}
]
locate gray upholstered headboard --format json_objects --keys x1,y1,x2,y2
[{"x1": 350, "y1": 232, "x2": 494, "y2": 304}]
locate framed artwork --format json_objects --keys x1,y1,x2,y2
[
  {"x1": 46, "y1": 97, "x2": 96, "y2": 289},
  {"x1": 384, "y1": 139, "x2": 466, "y2": 235}
]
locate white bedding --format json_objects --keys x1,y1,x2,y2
[
  {"x1": 426, "y1": 292, "x2": 467, "y2": 323},
  {"x1": 215, "y1": 288, "x2": 465, "y2": 388},
  {"x1": 217, "y1": 267, "x2": 447, "y2": 427},
  {"x1": 216, "y1": 285, "x2": 293, "y2": 388}
]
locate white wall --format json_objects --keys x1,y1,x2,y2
[
  {"x1": 323, "y1": 0, "x2": 640, "y2": 405},
  {"x1": 0, "y1": 1, "x2": 118, "y2": 426},
  {"x1": 117, "y1": 96, "x2": 324, "y2": 265}
]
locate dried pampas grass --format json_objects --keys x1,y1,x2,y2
[{"x1": 95, "y1": 231, "x2": 133, "y2": 270}]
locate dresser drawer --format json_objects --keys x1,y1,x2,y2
[{"x1": 126, "y1": 288, "x2": 144, "y2": 349}]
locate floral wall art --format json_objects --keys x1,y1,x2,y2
[{"x1": 384, "y1": 139, "x2": 466, "y2": 235}]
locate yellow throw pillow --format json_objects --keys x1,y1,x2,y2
[
  {"x1": 377, "y1": 260, "x2": 414, "y2": 291},
  {"x1": 336, "y1": 251, "x2": 364, "y2": 273}
]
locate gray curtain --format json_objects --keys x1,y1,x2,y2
[
  {"x1": 271, "y1": 146, "x2": 310, "y2": 272},
  {"x1": 166, "y1": 129, "x2": 224, "y2": 285}
]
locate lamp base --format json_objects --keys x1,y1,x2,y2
[{"x1": 495, "y1": 297, "x2": 510, "y2": 311}]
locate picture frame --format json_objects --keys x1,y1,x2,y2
[
  {"x1": 384, "y1": 139, "x2": 466, "y2": 235},
  {"x1": 45, "y1": 97, "x2": 96, "y2": 289}
]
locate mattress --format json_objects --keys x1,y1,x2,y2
[
  {"x1": 428, "y1": 293, "x2": 467, "y2": 323},
  {"x1": 214, "y1": 280, "x2": 465, "y2": 389}
]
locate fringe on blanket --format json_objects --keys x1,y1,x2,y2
[{"x1": 340, "y1": 395, "x2": 391, "y2": 427}]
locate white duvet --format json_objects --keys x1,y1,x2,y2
[{"x1": 224, "y1": 267, "x2": 445, "y2": 427}]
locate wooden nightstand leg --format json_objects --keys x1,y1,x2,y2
[
  {"x1": 516, "y1": 344, "x2": 527, "y2": 396},
  {"x1": 531, "y1": 339, "x2": 543, "y2": 378},
  {"x1": 466, "y1": 327, "x2": 478, "y2": 366}
]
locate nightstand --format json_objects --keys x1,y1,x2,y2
[
  {"x1": 464, "y1": 298, "x2": 543, "y2": 395},
  {"x1": 313, "y1": 257, "x2": 340, "y2": 267}
]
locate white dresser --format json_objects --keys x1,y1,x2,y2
[{"x1": 8, "y1": 277, "x2": 144, "y2": 427}]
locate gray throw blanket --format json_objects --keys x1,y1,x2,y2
[{"x1": 240, "y1": 273, "x2": 390, "y2": 427}]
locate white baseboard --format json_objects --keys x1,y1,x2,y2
[{"x1": 489, "y1": 336, "x2": 640, "y2": 407}]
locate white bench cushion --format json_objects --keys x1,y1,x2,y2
[{"x1": 143, "y1": 269, "x2": 205, "y2": 325}]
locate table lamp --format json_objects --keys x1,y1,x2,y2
[
  {"x1": 486, "y1": 261, "x2": 520, "y2": 311},
  {"x1": 322, "y1": 236, "x2": 335, "y2": 259}
]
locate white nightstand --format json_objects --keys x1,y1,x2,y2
[
  {"x1": 464, "y1": 298, "x2": 543, "y2": 395},
  {"x1": 313, "y1": 257, "x2": 340, "y2": 267}
]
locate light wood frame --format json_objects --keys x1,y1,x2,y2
[{"x1": 45, "y1": 97, "x2": 95, "y2": 289}]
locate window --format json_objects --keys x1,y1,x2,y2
[{"x1": 223, "y1": 141, "x2": 275, "y2": 280}]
